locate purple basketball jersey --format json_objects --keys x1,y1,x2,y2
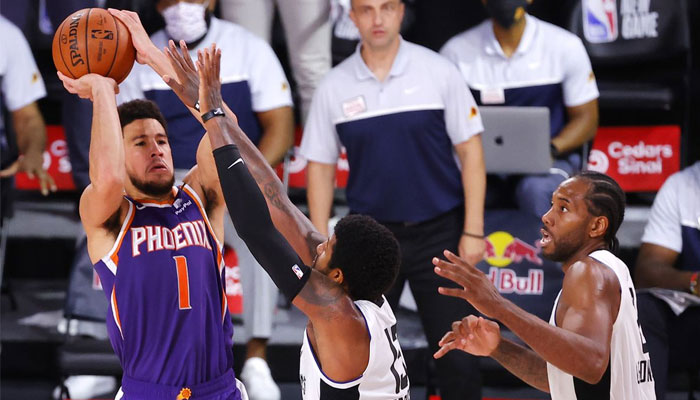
[{"x1": 93, "y1": 185, "x2": 235, "y2": 387}]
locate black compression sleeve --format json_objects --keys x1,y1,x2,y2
[{"x1": 213, "y1": 144, "x2": 311, "y2": 301}]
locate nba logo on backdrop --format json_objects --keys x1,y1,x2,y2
[{"x1": 583, "y1": 0, "x2": 618, "y2": 43}]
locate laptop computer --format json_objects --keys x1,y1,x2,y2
[{"x1": 479, "y1": 106, "x2": 552, "y2": 174}]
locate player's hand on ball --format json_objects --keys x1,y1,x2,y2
[
  {"x1": 108, "y1": 9, "x2": 157, "y2": 65},
  {"x1": 434, "y1": 315, "x2": 501, "y2": 359},
  {"x1": 163, "y1": 40, "x2": 200, "y2": 109},
  {"x1": 58, "y1": 72, "x2": 119, "y2": 101},
  {"x1": 196, "y1": 44, "x2": 223, "y2": 113}
]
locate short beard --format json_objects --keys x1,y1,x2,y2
[
  {"x1": 129, "y1": 174, "x2": 175, "y2": 197},
  {"x1": 542, "y1": 233, "x2": 582, "y2": 263}
]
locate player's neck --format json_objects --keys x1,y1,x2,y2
[
  {"x1": 561, "y1": 240, "x2": 608, "y2": 273},
  {"x1": 492, "y1": 16, "x2": 527, "y2": 58},
  {"x1": 360, "y1": 37, "x2": 401, "y2": 82},
  {"x1": 126, "y1": 186, "x2": 176, "y2": 204}
]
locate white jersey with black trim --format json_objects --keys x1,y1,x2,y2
[
  {"x1": 299, "y1": 296, "x2": 410, "y2": 400},
  {"x1": 546, "y1": 250, "x2": 656, "y2": 399}
]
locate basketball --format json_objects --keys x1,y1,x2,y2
[{"x1": 52, "y1": 8, "x2": 135, "y2": 84}]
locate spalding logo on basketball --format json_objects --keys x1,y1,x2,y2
[{"x1": 52, "y1": 8, "x2": 135, "y2": 84}]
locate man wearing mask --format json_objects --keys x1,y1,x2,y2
[
  {"x1": 118, "y1": 2, "x2": 294, "y2": 399},
  {"x1": 300, "y1": 0, "x2": 487, "y2": 398},
  {"x1": 440, "y1": 0, "x2": 599, "y2": 218}
]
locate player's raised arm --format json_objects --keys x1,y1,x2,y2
[
  {"x1": 434, "y1": 250, "x2": 618, "y2": 385},
  {"x1": 163, "y1": 41, "x2": 324, "y2": 264},
  {"x1": 196, "y1": 45, "x2": 368, "y2": 346},
  {"x1": 58, "y1": 72, "x2": 125, "y2": 235}
]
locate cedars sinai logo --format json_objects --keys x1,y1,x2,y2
[{"x1": 588, "y1": 141, "x2": 673, "y2": 175}]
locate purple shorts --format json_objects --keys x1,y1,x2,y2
[{"x1": 119, "y1": 369, "x2": 243, "y2": 400}]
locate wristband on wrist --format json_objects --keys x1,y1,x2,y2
[
  {"x1": 462, "y1": 231, "x2": 485, "y2": 239},
  {"x1": 690, "y1": 272, "x2": 699, "y2": 295},
  {"x1": 201, "y1": 107, "x2": 225, "y2": 123}
]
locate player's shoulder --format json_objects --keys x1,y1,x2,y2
[
  {"x1": 440, "y1": 19, "x2": 490, "y2": 59},
  {"x1": 655, "y1": 162, "x2": 699, "y2": 199},
  {"x1": 0, "y1": 15, "x2": 21, "y2": 37},
  {"x1": 565, "y1": 254, "x2": 621, "y2": 294},
  {"x1": 404, "y1": 40, "x2": 452, "y2": 68},
  {"x1": 314, "y1": 56, "x2": 357, "y2": 98},
  {"x1": 673, "y1": 161, "x2": 700, "y2": 185},
  {"x1": 533, "y1": 16, "x2": 586, "y2": 51},
  {"x1": 0, "y1": 16, "x2": 29, "y2": 53}
]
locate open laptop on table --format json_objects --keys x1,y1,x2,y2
[{"x1": 479, "y1": 106, "x2": 551, "y2": 174}]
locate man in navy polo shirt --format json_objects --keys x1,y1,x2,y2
[
  {"x1": 441, "y1": 0, "x2": 599, "y2": 217},
  {"x1": 300, "y1": 0, "x2": 486, "y2": 398}
]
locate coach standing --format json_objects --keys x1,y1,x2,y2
[{"x1": 299, "y1": 0, "x2": 486, "y2": 398}]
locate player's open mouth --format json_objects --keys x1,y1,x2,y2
[{"x1": 540, "y1": 228, "x2": 552, "y2": 247}]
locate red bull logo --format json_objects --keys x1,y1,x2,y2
[
  {"x1": 484, "y1": 231, "x2": 543, "y2": 267},
  {"x1": 483, "y1": 231, "x2": 544, "y2": 295}
]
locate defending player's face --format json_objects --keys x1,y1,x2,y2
[
  {"x1": 311, "y1": 234, "x2": 337, "y2": 275},
  {"x1": 350, "y1": 0, "x2": 404, "y2": 50},
  {"x1": 122, "y1": 118, "x2": 175, "y2": 196},
  {"x1": 540, "y1": 177, "x2": 593, "y2": 262}
]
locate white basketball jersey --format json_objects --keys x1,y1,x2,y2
[
  {"x1": 299, "y1": 296, "x2": 410, "y2": 400},
  {"x1": 547, "y1": 250, "x2": 656, "y2": 399}
]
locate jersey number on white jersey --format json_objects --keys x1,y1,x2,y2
[{"x1": 384, "y1": 323, "x2": 409, "y2": 394}]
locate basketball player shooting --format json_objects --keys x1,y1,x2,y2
[
  {"x1": 170, "y1": 43, "x2": 411, "y2": 399},
  {"x1": 431, "y1": 172, "x2": 656, "y2": 399},
  {"x1": 56, "y1": 59, "x2": 247, "y2": 400}
]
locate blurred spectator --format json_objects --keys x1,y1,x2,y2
[
  {"x1": 300, "y1": 0, "x2": 486, "y2": 398},
  {"x1": 0, "y1": 15, "x2": 55, "y2": 218},
  {"x1": 440, "y1": 0, "x2": 599, "y2": 217},
  {"x1": 635, "y1": 161, "x2": 700, "y2": 400},
  {"x1": 219, "y1": 0, "x2": 331, "y2": 122},
  {"x1": 118, "y1": 1, "x2": 294, "y2": 399},
  {"x1": 330, "y1": 0, "x2": 361, "y2": 65}
]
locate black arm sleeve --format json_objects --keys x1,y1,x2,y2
[{"x1": 213, "y1": 144, "x2": 311, "y2": 301}]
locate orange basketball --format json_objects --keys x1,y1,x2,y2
[{"x1": 52, "y1": 8, "x2": 136, "y2": 84}]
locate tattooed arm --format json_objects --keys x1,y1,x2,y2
[
  {"x1": 163, "y1": 41, "x2": 324, "y2": 264},
  {"x1": 197, "y1": 46, "x2": 369, "y2": 382},
  {"x1": 434, "y1": 315, "x2": 550, "y2": 393},
  {"x1": 491, "y1": 339, "x2": 550, "y2": 393}
]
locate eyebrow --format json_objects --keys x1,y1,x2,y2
[
  {"x1": 556, "y1": 196, "x2": 571, "y2": 204},
  {"x1": 132, "y1": 133, "x2": 167, "y2": 141}
]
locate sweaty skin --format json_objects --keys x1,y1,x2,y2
[{"x1": 433, "y1": 177, "x2": 621, "y2": 391}]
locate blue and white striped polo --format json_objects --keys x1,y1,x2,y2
[
  {"x1": 440, "y1": 14, "x2": 599, "y2": 138},
  {"x1": 300, "y1": 38, "x2": 483, "y2": 223},
  {"x1": 642, "y1": 162, "x2": 700, "y2": 271}
]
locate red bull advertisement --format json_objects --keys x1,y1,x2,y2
[
  {"x1": 483, "y1": 231, "x2": 544, "y2": 295},
  {"x1": 582, "y1": 0, "x2": 618, "y2": 43}
]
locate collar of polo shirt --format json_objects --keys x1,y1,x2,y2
[
  {"x1": 353, "y1": 36, "x2": 410, "y2": 81},
  {"x1": 484, "y1": 14, "x2": 538, "y2": 59}
]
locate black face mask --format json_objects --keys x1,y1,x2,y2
[{"x1": 485, "y1": 0, "x2": 528, "y2": 29}]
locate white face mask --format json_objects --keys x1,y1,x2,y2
[{"x1": 162, "y1": 1, "x2": 209, "y2": 44}]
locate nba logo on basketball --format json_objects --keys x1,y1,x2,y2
[{"x1": 582, "y1": 0, "x2": 618, "y2": 43}]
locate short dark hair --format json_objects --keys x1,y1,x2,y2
[
  {"x1": 117, "y1": 99, "x2": 168, "y2": 133},
  {"x1": 329, "y1": 214, "x2": 400, "y2": 302},
  {"x1": 576, "y1": 171, "x2": 626, "y2": 253}
]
